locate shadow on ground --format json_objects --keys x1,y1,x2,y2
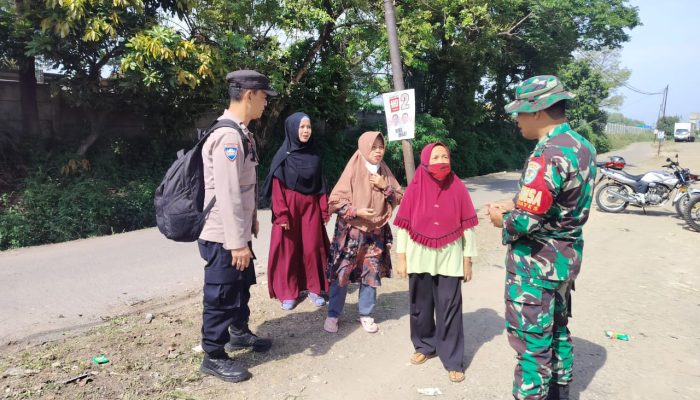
[
  {"x1": 463, "y1": 308, "x2": 504, "y2": 370},
  {"x1": 235, "y1": 288, "x2": 409, "y2": 368}
]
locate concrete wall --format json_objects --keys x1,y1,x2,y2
[{"x1": 0, "y1": 79, "x2": 144, "y2": 143}]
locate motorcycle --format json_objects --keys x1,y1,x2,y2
[
  {"x1": 682, "y1": 189, "x2": 700, "y2": 232},
  {"x1": 595, "y1": 154, "x2": 698, "y2": 214}
]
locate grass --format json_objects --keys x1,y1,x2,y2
[{"x1": 607, "y1": 132, "x2": 654, "y2": 151}]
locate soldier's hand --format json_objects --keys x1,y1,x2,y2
[
  {"x1": 231, "y1": 247, "x2": 252, "y2": 271},
  {"x1": 462, "y1": 257, "x2": 473, "y2": 282},
  {"x1": 252, "y1": 219, "x2": 259, "y2": 238},
  {"x1": 280, "y1": 222, "x2": 290, "y2": 230},
  {"x1": 486, "y1": 204, "x2": 506, "y2": 228},
  {"x1": 395, "y1": 253, "x2": 408, "y2": 279},
  {"x1": 356, "y1": 208, "x2": 376, "y2": 220},
  {"x1": 491, "y1": 199, "x2": 515, "y2": 211}
]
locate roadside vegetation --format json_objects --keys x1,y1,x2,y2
[
  {"x1": 0, "y1": 1, "x2": 641, "y2": 249},
  {"x1": 607, "y1": 132, "x2": 654, "y2": 151}
]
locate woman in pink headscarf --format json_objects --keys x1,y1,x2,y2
[
  {"x1": 323, "y1": 131, "x2": 403, "y2": 334},
  {"x1": 394, "y1": 142, "x2": 478, "y2": 383}
]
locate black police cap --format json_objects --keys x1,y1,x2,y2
[{"x1": 226, "y1": 69, "x2": 278, "y2": 97}]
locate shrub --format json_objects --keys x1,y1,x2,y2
[{"x1": 0, "y1": 135, "x2": 185, "y2": 250}]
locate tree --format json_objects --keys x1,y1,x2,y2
[
  {"x1": 576, "y1": 48, "x2": 632, "y2": 110},
  {"x1": 608, "y1": 112, "x2": 646, "y2": 127},
  {"x1": 23, "y1": 0, "x2": 196, "y2": 155},
  {"x1": 0, "y1": 0, "x2": 42, "y2": 139},
  {"x1": 656, "y1": 115, "x2": 681, "y2": 137}
]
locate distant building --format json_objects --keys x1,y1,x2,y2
[{"x1": 690, "y1": 112, "x2": 699, "y2": 128}]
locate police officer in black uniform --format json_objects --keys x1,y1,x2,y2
[{"x1": 198, "y1": 70, "x2": 276, "y2": 383}]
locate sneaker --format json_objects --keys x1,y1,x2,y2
[
  {"x1": 323, "y1": 317, "x2": 339, "y2": 333},
  {"x1": 200, "y1": 354, "x2": 251, "y2": 383},
  {"x1": 280, "y1": 299, "x2": 297, "y2": 310},
  {"x1": 308, "y1": 292, "x2": 326, "y2": 307},
  {"x1": 358, "y1": 316, "x2": 378, "y2": 333},
  {"x1": 225, "y1": 327, "x2": 272, "y2": 352}
]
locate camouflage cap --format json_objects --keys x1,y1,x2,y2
[{"x1": 504, "y1": 75, "x2": 574, "y2": 114}]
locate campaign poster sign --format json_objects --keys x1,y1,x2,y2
[{"x1": 383, "y1": 89, "x2": 415, "y2": 141}]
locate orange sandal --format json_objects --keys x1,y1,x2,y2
[
  {"x1": 448, "y1": 371, "x2": 465, "y2": 382},
  {"x1": 410, "y1": 352, "x2": 436, "y2": 365}
]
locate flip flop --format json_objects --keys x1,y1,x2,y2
[
  {"x1": 448, "y1": 371, "x2": 465, "y2": 383},
  {"x1": 410, "y1": 352, "x2": 436, "y2": 365}
]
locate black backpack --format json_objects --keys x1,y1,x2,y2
[{"x1": 154, "y1": 119, "x2": 247, "y2": 242}]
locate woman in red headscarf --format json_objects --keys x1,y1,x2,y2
[{"x1": 393, "y1": 142, "x2": 478, "y2": 383}]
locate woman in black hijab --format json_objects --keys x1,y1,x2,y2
[{"x1": 263, "y1": 112, "x2": 330, "y2": 310}]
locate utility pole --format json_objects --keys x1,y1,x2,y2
[
  {"x1": 383, "y1": 0, "x2": 415, "y2": 182},
  {"x1": 657, "y1": 85, "x2": 668, "y2": 156}
]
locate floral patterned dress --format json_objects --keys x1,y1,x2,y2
[{"x1": 326, "y1": 187, "x2": 398, "y2": 288}]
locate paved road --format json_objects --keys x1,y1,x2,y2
[{"x1": 0, "y1": 142, "x2": 653, "y2": 346}]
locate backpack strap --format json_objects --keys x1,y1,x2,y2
[
  {"x1": 197, "y1": 118, "x2": 249, "y2": 216},
  {"x1": 202, "y1": 119, "x2": 250, "y2": 161}
]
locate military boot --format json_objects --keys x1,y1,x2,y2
[
  {"x1": 200, "y1": 354, "x2": 251, "y2": 383},
  {"x1": 547, "y1": 383, "x2": 570, "y2": 400},
  {"x1": 226, "y1": 326, "x2": 272, "y2": 352}
]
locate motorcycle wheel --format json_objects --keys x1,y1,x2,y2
[
  {"x1": 683, "y1": 195, "x2": 700, "y2": 232},
  {"x1": 675, "y1": 192, "x2": 690, "y2": 217},
  {"x1": 595, "y1": 183, "x2": 630, "y2": 213}
]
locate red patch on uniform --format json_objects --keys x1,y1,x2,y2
[{"x1": 516, "y1": 154, "x2": 553, "y2": 215}]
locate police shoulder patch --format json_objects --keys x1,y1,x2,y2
[{"x1": 224, "y1": 144, "x2": 238, "y2": 161}]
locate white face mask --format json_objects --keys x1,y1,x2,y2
[{"x1": 364, "y1": 158, "x2": 379, "y2": 174}]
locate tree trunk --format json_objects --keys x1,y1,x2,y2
[
  {"x1": 77, "y1": 111, "x2": 106, "y2": 156},
  {"x1": 17, "y1": 58, "x2": 41, "y2": 138},
  {"x1": 15, "y1": 0, "x2": 42, "y2": 139}
]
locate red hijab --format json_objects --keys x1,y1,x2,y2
[{"x1": 393, "y1": 142, "x2": 478, "y2": 249}]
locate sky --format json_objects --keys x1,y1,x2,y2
[{"x1": 617, "y1": 0, "x2": 700, "y2": 125}]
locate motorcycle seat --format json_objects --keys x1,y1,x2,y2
[{"x1": 618, "y1": 171, "x2": 645, "y2": 181}]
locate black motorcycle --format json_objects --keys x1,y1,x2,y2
[{"x1": 682, "y1": 191, "x2": 700, "y2": 232}]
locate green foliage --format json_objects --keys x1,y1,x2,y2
[
  {"x1": 558, "y1": 58, "x2": 609, "y2": 134},
  {"x1": 385, "y1": 114, "x2": 456, "y2": 184},
  {"x1": 656, "y1": 115, "x2": 681, "y2": 137},
  {"x1": 575, "y1": 124, "x2": 610, "y2": 154},
  {"x1": 608, "y1": 112, "x2": 647, "y2": 127},
  {"x1": 0, "y1": 136, "x2": 183, "y2": 250},
  {"x1": 0, "y1": 0, "x2": 642, "y2": 248},
  {"x1": 607, "y1": 132, "x2": 653, "y2": 151}
]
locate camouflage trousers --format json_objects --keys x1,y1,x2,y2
[{"x1": 504, "y1": 273, "x2": 574, "y2": 400}]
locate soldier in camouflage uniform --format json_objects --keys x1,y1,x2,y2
[{"x1": 486, "y1": 75, "x2": 597, "y2": 400}]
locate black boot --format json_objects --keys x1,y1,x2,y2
[
  {"x1": 226, "y1": 326, "x2": 272, "y2": 352},
  {"x1": 547, "y1": 383, "x2": 570, "y2": 400},
  {"x1": 200, "y1": 354, "x2": 252, "y2": 383}
]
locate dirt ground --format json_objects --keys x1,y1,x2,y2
[{"x1": 1, "y1": 141, "x2": 699, "y2": 400}]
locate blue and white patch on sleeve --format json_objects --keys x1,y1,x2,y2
[{"x1": 224, "y1": 144, "x2": 238, "y2": 161}]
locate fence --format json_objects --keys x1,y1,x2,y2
[{"x1": 605, "y1": 123, "x2": 653, "y2": 135}]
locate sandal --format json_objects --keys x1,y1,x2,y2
[
  {"x1": 448, "y1": 371, "x2": 465, "y2": 383},
  {"x1": 410, "y1": 352, "x2": 436, "y2": 365},
  {"x1": 323, "y1": 317, "x2": 338, "y2": 333},
  {"x1": 358, "y1": 316, "x2": 378, "y2": 333},
  {"x1": 308, "y1": 292, "x2": 326, "y2": 307}
]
